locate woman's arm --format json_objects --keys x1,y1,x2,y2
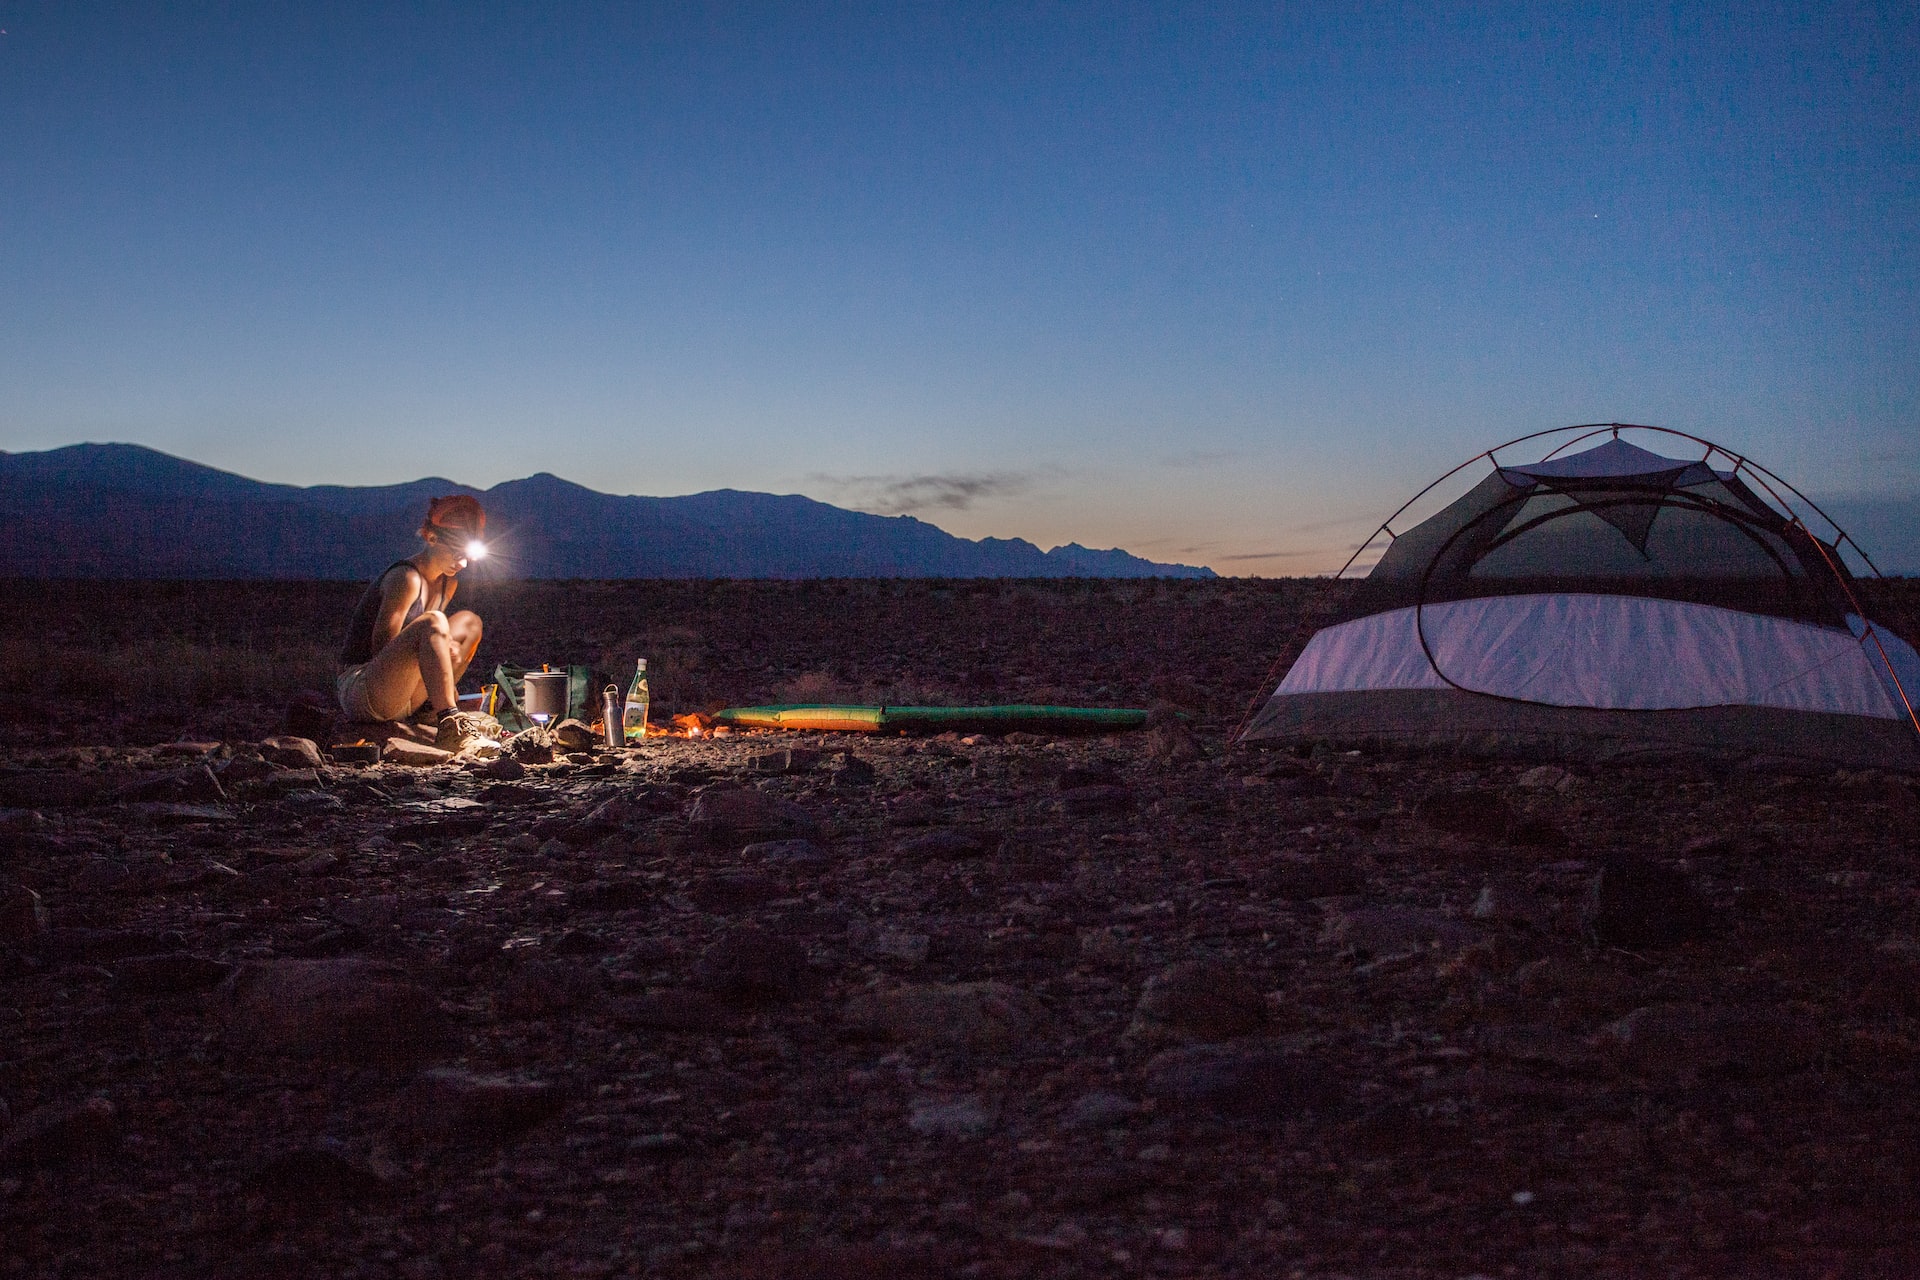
[{"x1": 369, "y1": 566, "x2": 425, "y2": 653}]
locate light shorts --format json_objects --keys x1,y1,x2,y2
[{"x1": 336, "y1": 664, "x2": 379, "y2": 722}]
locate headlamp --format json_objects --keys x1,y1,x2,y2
[{"x1": 465, "y1": 540, "x2": 489, "y2": 561}]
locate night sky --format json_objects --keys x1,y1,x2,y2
[{"x1": 3, "y1": 2, "x2": 1916, "y2": 573}]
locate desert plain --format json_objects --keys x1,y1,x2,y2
[{"x1": 3, "y1": 576, "x2": 1920, "y2": 1278}]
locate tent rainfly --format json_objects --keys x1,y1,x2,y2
[{"x1": 1239, "y1": 425, "x2": 1920, "y2": 770}]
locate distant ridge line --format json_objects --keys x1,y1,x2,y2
[{"x1": 0, "y1": 443, "x2": 1215, "y2": 580}]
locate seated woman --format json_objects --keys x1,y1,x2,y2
[{"x1": 337, "y1": 495, "x2": 499, "y2": 752}]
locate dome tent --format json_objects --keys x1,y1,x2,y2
[{"x1": 1239, "y1": 425, "x2": 1920, "y2": 770}]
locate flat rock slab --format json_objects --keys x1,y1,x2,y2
[
  {"x1": 222, "y1": 957, "x2": 453, "y2": 1066},
  {"x1": 687, "y1": 787, "x2": 821, "y2": 845}
]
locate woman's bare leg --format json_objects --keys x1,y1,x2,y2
[
  {"x1": 448, "y1": 611, "x2": 483, "y2": 686},
  {"x1": 357, "y1": 611, "x2": 461, "y2": 722}
]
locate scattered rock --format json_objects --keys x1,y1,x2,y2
[
  {"x1": 250, "y1": 1139, "x2": 391, "y2": 1202},
  {"x1": 1583, "y1": 855, "x2": 1711, "y2": 948},
  {"x1": 0, "y1": 1096, "x2": 117, "y2": 1167},
  {"x1": 750, "y1": 748, "x2": 820, "y2": 774},
  {"x1": 894, "y1": 828, "x2": 986, "y2": 860},
  {"x1": 691, "y1": 872, "x2": 782, "y2": 912},
  {"x1": 610, "y1": 987, "x2": 731, "y2": 1032},
  {"x1": 110, "y1": 765, "x2": 227, "y2": 806},
  {"x1": 259, "y1": 735, "x2": 326, "y2": 769},
  {"x1": 397, "y1": 1067, "x2": 568, "y2": 1143},
  {"x1": 0, "y1": 884, "x2": 48, "y2": 947},
  {"x1": 827, "y1": 754, "x2": 877, "y2": 787},
  {"x1": 479, "y1": 755, "x2": 528, "y2": 781},
  {"x1": 1595, "y1": 1004, "x2": 1822, "y2": 1079},
  {"x1": 1319, "y1": 904, "x2": 1477, "y2": 960},
  {"x1": 382, "y1": 739, "x2": 455, "y2": 767},
  {"x1": 1267, "y1": 861, "x2": 1365, "y2": 900},
  {"x1": 1516, "y1": 764, "x2": 1574, "y2": 792},
  {"x1": 696, "y1": 926, "x2": 812, "y2": 1006},
  {"x1": 741, "y1": 838, "x2": 829, "y2": 867},
  {"x1": 552, "y1": 719, "x2": 598, "y2": 752},
  {"x1": 842, "y1": 982, "x2": 1044, "y2": 1052},
  {"x1": 1141, "y1": 1042, "x2": 1337, "y2": 1121},
  {"x1": 111, "y1": 953, "x2": 233, "y2": 996},
  {"x1": 907, "y1": 1094, "x2": 995, "y2": 1138},
  {"x1": 222, "y1": 957, "x2": 452, "y2": 1066},
  {"x1": 1143, "y1": 709, "x2": 1203, "y2": 762},
  {"x1": 1471, "y1": 880, "x2": 1554, "y2": 931},
  {"x1": 687, "y1": 787, "x2": 821, "y2": 846},
  {"x1": 1131, "y1": 959, "x2": 1268, "y2": 1041},
  {"x1": 1059, "y1": 1091, "x2": 1140, "y2": 1130},
  {"x1": 854, "y1": 923, "x2": 931, "y2": 967},
  {"x1": 1059, "y1": 784, "x2": 1132, "y2": 817}
]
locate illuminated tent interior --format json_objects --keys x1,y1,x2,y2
[{"x1": 1241, "y1": 427, "x2": 1920, "y2": 769}]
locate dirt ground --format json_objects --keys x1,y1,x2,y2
[{"x1": 3, "y1": 578, "x2": 1920, "y2": 1278}]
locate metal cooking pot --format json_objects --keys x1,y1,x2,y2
[{"x1": 522, "y1": 670, "x2": 570, "y2": 723}]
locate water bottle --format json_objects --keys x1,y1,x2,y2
[
  {"x1": 624, "y1": 658, "x2": 650, "y2": 741},
  {"x1": 601, "y1": 686, "x2": 624, "y2": 747}
]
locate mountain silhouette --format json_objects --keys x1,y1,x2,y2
[{"x1": 0, "y1": 444, "x2": 1215, "y2": 580}]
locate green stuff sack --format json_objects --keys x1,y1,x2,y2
[{"x1": 490, "y1": 664, "x2": 594, "y2": 733}]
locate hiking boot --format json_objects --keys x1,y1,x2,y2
[{"x1": 434, "y1": 710, "x2": 503, "y2": 754}]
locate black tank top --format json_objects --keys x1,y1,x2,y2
[{"x1": 340, "y1": 561, "x2": 427, "y2": 666}]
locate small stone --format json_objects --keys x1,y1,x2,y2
[
  {"x1": 259, "y1": 736, "x2": 326, "y2": 769},
  {"x1": 0, "y1": 884, "x2": 49, "y2": 947},
  {"x1": 1060, "y1": 1091, "x2": 1140, "y2": 1131},
  {"x1": 741, "y1": 838, "x2": 828, "y2": 867},
  {"x1": 827, "y1": 754, "x2": 877, "y2": 787},
  {"x1": 223, "y1": 957, "x2": 452, "y2": 1066},
  {"x1": 1143, "y1": 709, "x2": 1203, "y2": 763},
  {"x1": 690, "y1": 872, "x2": 781, "y2": 912},
  {"x1": 1060, "y1": 784, "x2": 1132, "y2": 816},
  {"x1": 1516, "y1": 764, "x2": 1572, "y2": 792},
  {"x1": 112, "y1": 953, "x2": 233, "y2": 996},
  {"x1": 1132, "y1": 958, "x2": 1268, "y2": 1041},
  {"x1": 1142, "y1": 1042, "x2": 1337, "y2": 1121},
  {"x1": 383, "y1": 739, "x2": 455, "y2": 767},
  {"x1": 250, "y1": 1139, "x2": 389, "y2": 1202},
  {"x1": 1414, "y1": 789, "x2": 1519, "y2": 841},
  {"x1": 1077, "y1": 927, "x2": 1128, "y2": 966},
  {"x1": 1471, "y1": 881, "x2": 1553, "y2": 930},
  {"x1": 687, "y1": 787, "x2": 821, "y2": 846},
  {"x1": 750, "y1": 748, "x2": 820, "y2": 774},
  {"x1": 0, "y1": 1096, "x2": 117, "y2": 1167},
  {"x1": 1319, "y1": 905, "x2": 1477, "y2": 960},
  {"x1": 895, "y1": 829, "x2": 986, "y2": 860},
  {"x1": 1583, "y1": 855, "x2": 1711, "y2": 948},
  {"x1": 1267, "y1": 861, "x2": 1365, "y2": 900},
  {"x1": 399, "y1": 1067, "x2": 567, "y2": 1142},
  {"x1": 480, "y1": 755, "x2": 528, "y2": 781},
  {"x1": 908, "y1": 1094, "x2": 995, "y2": 1138},
  {"x1": 110, "y1": 764, "x2": 227, "y2": 806},
  {"x1": 696, "y1": 926, "x2": 812, "y2": 1006},
  {"x1": 609, "y1": 988, "x2": 730, "y2": 1032},
  {"x1": 551, "y1": 719, "x2": 598, "y2": 751},
  {"x1": 842, "y1": 982, "x2": 1044, "y2": 1052},
  {"x1": 858, "y1": 925, "x2": 931, "y2": 967},
  {"x1": 1595, "y1": 1004, "x2": 1820, "y2": 1079}
]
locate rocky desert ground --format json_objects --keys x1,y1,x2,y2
[{"x1": 4, "y1": 577, "x2": 1920, "y2": 1279}]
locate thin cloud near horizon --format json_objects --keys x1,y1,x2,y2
[{"x1": 808, "y1": 470, "x2": 1036, "y2": 516}]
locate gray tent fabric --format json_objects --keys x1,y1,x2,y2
[{"x1": 1246, "y1": 432, "x2": 1920, "y2": 770}]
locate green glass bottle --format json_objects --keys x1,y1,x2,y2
[{"x1": 624, "y1": 658, "x2": 650, "y2": 741}]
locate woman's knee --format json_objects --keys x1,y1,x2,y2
[{"x1": 413, "y1": 610, "x2": 452, "y2": 637}]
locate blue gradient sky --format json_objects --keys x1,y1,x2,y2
[{"x1": 3, "y1": 2, "x2": 1916, "y2": 573}]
